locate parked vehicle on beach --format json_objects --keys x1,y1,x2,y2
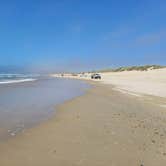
[{"x1": 91, "y1": 73, "x2": 101, "y2": 79}]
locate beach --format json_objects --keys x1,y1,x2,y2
[
  {"x1": 52, "y1": 68, "x2": 166, "y2": 98},
  {"x1": 0, "y1": 81, "x2": 166, "y2": 166},
  {"x1": 0, "y1": 0, "x2": 165, "y2": 165}
]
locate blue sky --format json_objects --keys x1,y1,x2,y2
[{"x1": 0, "y1": 0, "x2": 165, "y2": 72}]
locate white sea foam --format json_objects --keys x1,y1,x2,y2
[{"x1": 0, "y1": 78, "x2": 37, "y2": 84}]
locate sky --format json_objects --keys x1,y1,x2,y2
[{"x1": 0, "y1": 0, "x2": 165, "y2": 72}]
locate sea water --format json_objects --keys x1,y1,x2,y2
[{"x1": 0, "y1": 75, "x2": 89, "y2": 141}]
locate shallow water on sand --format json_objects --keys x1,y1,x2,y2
[{"x1": 0, "y1": 77, "x2": 89, "y2": 141}]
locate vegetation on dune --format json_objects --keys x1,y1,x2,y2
[{"x1": 92, "y1": 65, "x2": 166, "y2": 73}]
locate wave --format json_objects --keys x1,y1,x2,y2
[
  {"x1": 0, "y1": 73, "x2": 40, "y2": 78},
  {"x1": 0, "y1": 78, "x2": 37, "y2": 84}
]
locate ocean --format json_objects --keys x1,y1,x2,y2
[
  {"x1": 0, "y1": 73, "x2": 39, "y2": 84},
  {"x1": 0, "y1": 74, "x2": 89, "y2": 141}
]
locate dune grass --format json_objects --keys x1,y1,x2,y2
[{"x1": 92, "y1": 65, "x2": 166, "y2": 73}]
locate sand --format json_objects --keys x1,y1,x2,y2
[
  {"x1": 101, "y1": 68, "x2": 166, "y2": 98},
  {"x1": 52, "y1": 68, "x2": 166, "y2": 98},
  {"x1": 0, "y1": 83, "x2": 166, "y2": 166}
]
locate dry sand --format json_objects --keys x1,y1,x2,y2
[
  {"x1": 52, "y1": 68, "x2": 166, "y2": 98},
  {"x1": 0, "y1": 83, "x2": 166, "y2": 166},
  {"x1": 101, "y1": 68, "x2": 166, "y2": 98}
]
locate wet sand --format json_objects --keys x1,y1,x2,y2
[{"x1": 0, "y1": 83, "x2": 166, "y2": 166}]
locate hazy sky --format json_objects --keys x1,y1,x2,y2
[{"x1": 0, "y1": 0, "x2": 165, "y2": 72}]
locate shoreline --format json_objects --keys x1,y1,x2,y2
[
  {"x1": 0, "y1": 78, "x2": 90, "y2": 142},
  {"x1": 0, "y1": 83, "x2": 166, "y2": 165}
]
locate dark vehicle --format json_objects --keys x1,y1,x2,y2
[{"x1": 91, "y1": 73, "x2": 101, "y2": 79}]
